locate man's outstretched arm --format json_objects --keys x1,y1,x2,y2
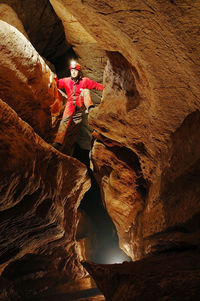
[
  {"x1": 84, "y1": 77, "x2": 104, "y2": 91},
  {"x1": 54, "y1": 74, "x2": 65, "y2": 90}
]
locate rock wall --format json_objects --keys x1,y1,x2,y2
[
  {"x1": 83, "y1": 249, "x2": 200, "y2": 301},
  {"x1": 0, "y1": 20, "x2": 58, "y2": 140},
  {"x1": 0, "y1": 0, "x2": 69, "y2": 64},
  {"x1": 54, "y1": 0, "x2": 200, "y2": 258},
  {"x1": 0, "y1": 3, "x2": 28, "y2": 38},
  {"x1": 0, "y1": 98, "x2": 90, "y2": 299},
  {"x1": 49, "y1": 1, "x2": 200, "y2": 298},
  {"x1": 1, "y1": 0, "x2": 200, "y2": 299},
  {"x1": 0, "y1": 10, "x2": 97, "y2": 299}
]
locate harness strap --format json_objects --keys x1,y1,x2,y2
[{"x1": 73, "y1": 83, "x2": 76, "y2": 106}]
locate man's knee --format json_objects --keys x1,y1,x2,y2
[{"x1": 59, "y1": 116, "x2": 71, "y2": 130}]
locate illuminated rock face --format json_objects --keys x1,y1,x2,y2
[
  {"x1": 0, "y1": 12, "x2": 93, "y2": 299},
  {"x1": 0, "y1": 99, "x2": 90, "y2": 299},
  {"x1": 90, "y1": 52, "x2": 200, "y2": 260},
  {"x1": 1, "y1": 0, "x2": 200, "y2": 300},
  {"x1": 83, "y1": 249, "x2": 200, "y2": 301},
  {"x1": 0, "y1": 0, "x2": 69, "y2": 64},
  {"x1": 61, "y1": 0, "x2": 200, "y2": 258},
  {"x1": 0, "y1": 3, "x2": 28, "y2": 38},
  {"x1": 0, "y1": 20, "x2": 57, "y2": 141},
  {"x1": 53, "y1": 0, "x2": 200, "y2": 297}
]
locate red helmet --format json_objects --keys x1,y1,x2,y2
[{"x1": 69, "y1": 61, "x2": 81, "y2": 71}]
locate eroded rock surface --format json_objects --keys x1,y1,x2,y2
[
  {"x1": 1, "y1": 0, "x2": 200, "y2": 300},
  {"x1": 53, "y1": 1, "x2": 200, "y2": 296},
  {"x1": 0, "y1": 3, "x2": 28, "y2": 38},
  {"x1": 0, "y1": 11, "x2": 99, "y2": 298},
  {"x1": 63, "y1": 0, "x2": 200, "y2": 259},
  {"x1": 0, "y1": 98, "x2": 91, "y2": 299},
  {"x1": 90, "y1": 51, "x2": 200, "y2": 260},
  {"x1": 0, "y1": 0, "x2": 69, "y2": 64},
  {"x1": 83, "y1": 249, "x2": 200, "y2": 301},
  {"x1": 0, "y1": 20, "x2": 58, "y2": 140}
]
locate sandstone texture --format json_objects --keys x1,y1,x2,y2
[
  {"x1": 0, "y1": 0, "x2": 69, "y2": 64},
  {"x1": 0, "y1": 20, "x2": 60, "y2": 140},
  {"x1": 1, "y1": 0, "x2": 200, "y2": 300},
  {"x1": 83, "y1": 249, "x2": 200, "y2": 301},
  {"x1": 0, "y1": 3, "x2": 28, "y2": 38},
  {"x1": 0, "y1": 99, "x2": 91, "y2": 299},
  {"x1": 58, "y1": 0, "x2": 200, "y2": 258},
  {"x1": 51, "y1": 0, "x2": 200, "y2": 298},
  {"x1": 0, "y1": 7, "x2": 99, "y2": 299}
]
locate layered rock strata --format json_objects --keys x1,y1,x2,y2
[
  {"x1": 0, "y1": 13, "x2": 97, "y2": 299},
  {"x1": 1, "y1": 0, "x2": 200, "y2": 299},
  {"x1": 0, "y1": 3, "x2": 28, "y2": 38},
  {"x1": 83, "y1": 249, "x2": 200, "y2": 301},
  {"x1": 0, "y1": 20, "x2": 59, "y2": 140},
  {"x1": 56, "y1": 0, "x2": 200, "y2": 259},
  {"x1": 0, "y1": 98, "x2": 91, "y2": 299},
  {"x1": 51, "y1": 0, "x2": 200, "y2": 297}
]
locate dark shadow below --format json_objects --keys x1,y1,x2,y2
[{"x1": 73, "y1": 143, "x2": 131, "y2": 264}]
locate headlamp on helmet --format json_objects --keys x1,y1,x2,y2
[{"x1": 69, "y1": 61, "x2": 81, "y2": 71}]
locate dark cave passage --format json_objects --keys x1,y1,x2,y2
[
  {"x1": 51, "y1": 46, "x2": 78, "y2": 79},
  {"x1": 73, "y1": 144, "x2": 131, "y2": 264}
]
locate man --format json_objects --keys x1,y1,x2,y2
[{"x1": 52, "y1": 61, "x2": 104, "y2": 151}]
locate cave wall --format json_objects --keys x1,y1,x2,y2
[
  {"x1": 55, "y1": 1, "x2": 200, "y2": 299},
  {"x1": 52, "y1": 0, "x2": 200, "y2": 260},
  {"x1": 0, "y1": 8, "x2": 96, "y2": 299},
  {"x1": 0, "y1": 20, "x2": 58, "y2": 141},
  {"x1": 0, "y1": 0, "x2": 200, "y2": 300},
  {"x1": 0, "y1": 3, "x2": 28, "y2": 38},
  {"x1": 83, "y1": 249, "x2": 200, "y2": 301},
  {"x1": 0, "y1": 0, "x2": 70, "y2": 63},
  {"x1": 0, "y1": 98, "x2": 90, "y2": 299}
]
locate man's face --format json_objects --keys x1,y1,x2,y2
[{"x1": 70, "y1": 68, "x2": 79, "y2": 78}]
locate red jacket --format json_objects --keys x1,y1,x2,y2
[{"x1": 57, "y1": 77, "x2": 104, "y2": 115}]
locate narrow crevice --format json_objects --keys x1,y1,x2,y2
[{"x1": 73, "y1": 144, "x2": 131, "y2": 264}]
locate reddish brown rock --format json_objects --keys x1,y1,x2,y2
[
  {"x1": 91, "y1": 140, "x2": 145, "y2": 259},
  {"x1": 0, "y1": 99, "x2": 91, "y2": 298},
  {"x1": 0, "y1": 11, "x2": 103, "y2": 299},
  {"x1": 40, "y1": 1, "x2": 200, "y2": 296},
  {"x1": 83, "y1": 249, "x2": 200, "y2": 301},
  {"x1": 89, "y1": 50, "x2": 200, "y2": 260},
  {"x1": 0, "y1": 3, "x2": 28, "y2": 39},
  {"x1": 1, "y1": 0, "x2": 200, "y2": 299},
  {"x1": 0, "y1": 20, "x2": 59, "y2": 141},
  {"x1": 65, "y1": 0, "x2": 200, "y2": 260},
  {"x1": 88, "y1": 51, "x2": 200, "y2": 260},
  {"x1": 1, "y1": 0, "x2": 69, "y2": 63}
]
